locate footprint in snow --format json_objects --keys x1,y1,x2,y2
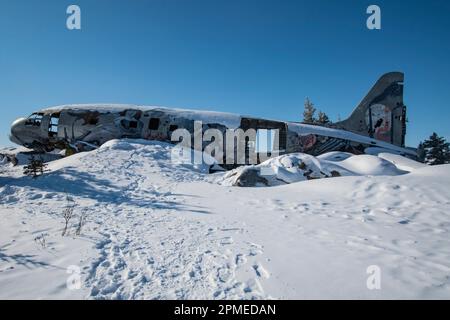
[
  {"x1": 235, "y1": 254, "x2": 247, "y2": 266},
  {"x1": 253, "y1": 263, "x2": 270, "y2": 279},
  {"x1": 220, "y1": 237, "x2": 233, "y2": 246}
]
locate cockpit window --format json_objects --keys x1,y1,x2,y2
[{"x1": 25, "y1": 113, "x2": 43, "y2": 127}]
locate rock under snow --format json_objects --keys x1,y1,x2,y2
[{"x1": 222, "y1": 152, "x2": 411, "y2": 187}]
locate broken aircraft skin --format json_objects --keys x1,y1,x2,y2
[{"x1": 9, "y1": 72, "x2": 416, "y2": 167}]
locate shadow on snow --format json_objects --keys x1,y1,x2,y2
[{"x1": 0, "y1": 168, "x2": 211, "y2": 214}]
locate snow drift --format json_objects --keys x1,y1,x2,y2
[{"x1": 222, "y1": 152, "x2": 410, "y2": 187}]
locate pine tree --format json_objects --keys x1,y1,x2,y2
[
  {"x1": 303, "y1": 98, "x2": 316, "y2": 124},
  {"x1": 421, "y1": 132, "x2": 450, "y2": 165},
  {"x1": 317, "y1": 111, "x2": 331, "y2": 125},
  {"x1": 23, "y1": 155, "x2": 48, "y2": 178},
  {"x1": 416, "y1": 142, "x2": 426, "y2": 163}
]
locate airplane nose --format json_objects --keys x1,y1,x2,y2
[
  {"x1": 11, "y1": 117, "x2": 26, "y2": 127},
  {"x1": 11, "y1": 117, "x2": 26, "y2": 135},
  {"x1": 9, "y1": 117, "x2": 27, "y2": 145}
]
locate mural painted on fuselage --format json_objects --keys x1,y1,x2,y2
[
  {"x1": 365, "y1": 104, "x2": 392, "y2": 143},
  {"x1": 286, "y1": 132, "x2": 352, "y2": 156}
]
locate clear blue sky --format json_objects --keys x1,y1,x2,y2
[{"x1": 1, "y1": 0, "x2": 449, "y2": 147}]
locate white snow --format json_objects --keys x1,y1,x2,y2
[
  {"x1": 1, "y1": 140, "x2": 450, "y2": 299},
  {"x1": 317, "y1": 151, "x2": 354, "y2": 161},
  {"x1": 378, "y1": 152, "x2": 428, "y2": 172},
  {"x1": 337, "y1": 154, "x2": 407, "y2": 176},
  {"x1": 222, "y1": 152, "x2": 408, "y2": 186},
  {"x1": 1, "y1": 146, "x2": 62, "y2": 166}
]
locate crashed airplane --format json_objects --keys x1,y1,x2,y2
[{"x1": 9, "y1": 72, "x2": 417, "y2": 166}]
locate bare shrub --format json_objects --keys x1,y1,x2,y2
[
  {"x1": 34, "y1": 233, "x2": 48, "y2": 248},
  {"x1": 75, "y1": 210, "x2": 86, "y2": 236},
  {"x1": 62, "y1": 194, "x2": 75, "y2": 236}
]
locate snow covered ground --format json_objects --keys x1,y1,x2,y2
[
  {"x1": 1, "y1": 139, "x2": 449, "y2": 299},
  {"x1": 221, "y1": 152, "x2": 411, "y2": 187}
]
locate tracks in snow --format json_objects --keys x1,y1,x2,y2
[{"x1": 83, "y1": 143, "x2": 271, "y2": 299}]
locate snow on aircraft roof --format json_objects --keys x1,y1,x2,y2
[
  {"x1": 41, "y1": 104, "x2": 242, "y2": 129},
  {"x1": 41, "y1": 104, "x2": 144, "y2": 113}
]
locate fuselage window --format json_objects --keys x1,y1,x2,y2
[
  {"x1": 149, "y1": 118, "x2": 160, "y2": 130},
  {"x1": 129, "y1": 121, "x2": 138, "y2": 129},
  {"x1": 169, "y1": 124, "x2": 178, "y2": 132},
  {"x1": 120, "y1": 119, "x2": 139, "y2": 130},
  {"x1": 87, "y1": 117, "x2": 98, "y2": 125},
  {"x1": 25, "y1": 113, "x2": 43, "y2": 127},
  {"x1": 48, "y1": 114, "x2": 60, "y2": 137}
]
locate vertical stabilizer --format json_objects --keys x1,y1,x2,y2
[{"x1": 335, "y1": 72, "x2": 406, "y2": 147}]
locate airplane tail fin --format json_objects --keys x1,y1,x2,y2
[{"x1": 335, "y1": 72, "x2": 407, "y2": 147}]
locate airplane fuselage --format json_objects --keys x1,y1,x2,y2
[
  {"x1": 9, "y1": 73, "x2": 417, "y2": 164},
  {"x1": 9, "y1": 104, "x2": 417, "y2": 166}
]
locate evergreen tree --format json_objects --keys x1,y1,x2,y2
[
  {"x1": 416, "y1": 142, "x2": 426, "y2": 163},
  {"x1": 421, "y1": 132, "x2": 450, "y2": 165},
  {"x1": 303, "y1": 98, "x2": 316, "y2": 124},
  {"x1": 23, "y1": 155, "x2": 48, "y2": 178},
  {"x1": 317, "y1": 111, "x2": 331, "y2": 125}
]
